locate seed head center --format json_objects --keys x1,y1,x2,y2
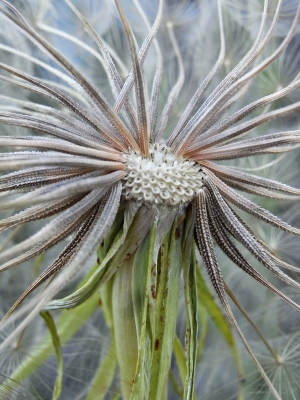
[{"x1": 122, "y1": 143, "x2": 203, "y2": 206}]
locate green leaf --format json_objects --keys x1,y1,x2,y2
[
  {"x1": 182, "y1": 250, "x2": 198, "y2": 400},
  {"x1": 196, "y1": 302, "x2": 208, "y2": 362},
  {"x1": 173, "y1": 335, "x2": 185, "y2": 397},
  {"x1": 40, "y1": 311, "x2": 63, "y2": 400},
  {"x1": 130, "y1": 222, "x2": 157, "y2": 400},
  {"x1": 180, "y1": 210, "x2": 198, "y2": 400},
  {"x1": 99, "y1": 278, "x2": 115, "y2": 333},
  {"x1": 148, "y1": 215, "x2": 184, "y2": 400},
  {"x1": 44, "y1": 205, "x2": 147, "y2": 310},
  {"x1": 112, "y1": 258, "x2": 139, "y2": 399}
]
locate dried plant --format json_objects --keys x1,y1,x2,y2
[{"x1": 0, "y1": 0, "x2": 300, "y2": 399}]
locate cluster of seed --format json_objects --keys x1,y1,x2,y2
[{"x1": 122, "y1": 143, "x2": 203, "y2": 206}]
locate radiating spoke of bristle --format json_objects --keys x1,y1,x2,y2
[
  {"x1": 0, "y1": 166, "x2": 82, "y2": 190},
  {"x1": 220, "y1": 178, "x2": 299, "y2": 201},
  {"x1": 113, "y1": 0, "x2": 164, "y2": 114},
  {"x1": 114, "y1": 0, "x2": 149, "y2": 156},
  {"x1": 0, "y1": 136, "x2": 124, "y2": 162},
  {"x1": 194, "y1": 190, "x2": 282, "y2": 400},
  {"x1": 0, "y1": 95, "x2": 122, "y2": 151},
  {"x1": 195, "y1": 131, "x2": 300, "y2": 160},
  {"x1": 205, "y1": 170, "x2": 300, "y2": 237},
  {"x1": 202, "y1": 161, "x2": 300, "y2": 196},
  {"x1": 220, "y1": 202, "x2": 300, "y2": 275},
  {"x1": 0, "y1": 42, "x2": 83, "y2": 97},
  {"x1": 132, "y1": 0, "x2": 162, "y2": 141},
  {"x1": 37, "y1": 21, "x2": 128, "y2": 79},
  {"x1": 206, "y1": 191, "x2": 300, "y2": 312},
  {"x1": 0, "y1": 196, "x2": 84, "y2": 233},
  {"x1": 0, "y1": 63, "x2": 130, "y2": 151},
  {"x1": 149, "y1": 58, "x2": 162, "y2": 141},
  {"x1": 168, "y1": 0, "x2": 225, "y2": 148},
  {"x1": 176, "y1": 0, "x2": 300, "y2": 157},
  {"x1": 155, "y1": 21, "x2": 184, "y2": 142},
  {"x1": 0, "y1": 0, "x2": 140, "y2": 152},
  {"x1": 228, "y1": 206, "x2": 300, "y2": 274},
  {"x1": 190, "y1": 101, "x2": 300, "y2": 151},
  {"x1": 203, "y1": 179, "x2": 266, "y2": 259},
  {"x1": 0, "y1": 170, "x2": 83, "y2": 194},
  {"x1": 2, "y1": 204, "x2": 100, "y2": 322},
  {"x1": 172, "y1": 0, "x2": 274, "y2": 155},
  {"x1": 194, "y1": 190, "x2": 224, "y2": 297},
  {"x1": 0, "y1": 170, "x2": 125, "y2": 211},
  {"x1": 0, "y1": 211, "x2": 89, "y2": 272},
  {"x1": 0, "y1": 188, "x2": 107, "y2": 267},
  {"x1": 232, "y1": 0, "x2": 300, "y2": 98},
  {"x1": 204, "y1": 176, "x2": 300, "y2": 293},
  {"x1": 0, "y1": 151, "x2": 125, "y2": 171},
  {"x1": 203, "y1": 0, "x2": 270, "y2": 108},
  {"x1": 184, "y1": 73, "x2": 300, "y2": 157},
  {"x1": 195, "y1": 78, "x2": 300, "y2": 148},
  {"x1": 64, "y1": 0, "x2": 139, "y2": 138},
  {"x1": 0, "y1": 110, "x2": 122, "y2": 154},
  {"x1": 0, "y1": 183, "x2": 122, "y2": 350}
]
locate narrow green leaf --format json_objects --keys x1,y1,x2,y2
[
  {"x1": 44, "y1": 205, "x2": 150, "y2": 310},
  {"x1": 99, "y1": 279, "x2": 115, "y2": 333},
  {"x1": 149, "y1": 216, "x2": 184, "y2": 400},
  {"x1": 183, "y1": 250, "x2": 198, "y2": 400},
  {"x1": 196, "y1": 302, "x2": 208, "y2": 363},
  {"x1": 40, "y1": 311, "x2": 63, "y2": 400},
  {"x1": 180, "y1": 210, "x2": 198, "y2": 400},
  {"x1": 173, "y1": 335, "x2": 185, "y2": 396},
  {"x1": 130, "y1": 222, "x2": 157, "y2": 400},
  {"x1": 113, "y1": 258, "x2": 139, "y2": 400},
  {"x1": 170, "y1": 368, "x2": 184, "y2": 398}
]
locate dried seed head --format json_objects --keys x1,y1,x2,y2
[{"x1": 122, "y1": 143, "x2": 203, "y2": 206}]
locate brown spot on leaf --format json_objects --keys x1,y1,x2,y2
[
  {"x1": 175, "y1": 227, "x2": 181, "y2": 239},
  {"x1": 154, "y1": 339, "x2": 160, "y2": 350},
  {"x1": 151, "y1": 285, "x2": 157, "y2": 299},
  {"x1": 151, "y1": 263, "x2": 157, "y2": 276}
]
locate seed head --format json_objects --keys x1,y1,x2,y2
[{"x1": 122, "y1": 143, "x2": 203, "y2": 205}]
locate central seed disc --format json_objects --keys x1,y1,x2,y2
[{"x1": 122, "y1": 143, "x2": 203, "y2": 206}]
